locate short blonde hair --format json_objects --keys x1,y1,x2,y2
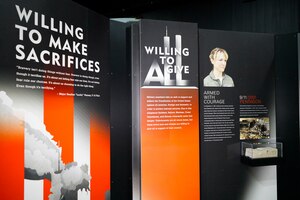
[{"x1": 209, "y1": 47, "x2": 229, "y2": 61}]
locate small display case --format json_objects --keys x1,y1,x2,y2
[{"x1": 241, "y1": 141, "x2": 283, "y2": 166}]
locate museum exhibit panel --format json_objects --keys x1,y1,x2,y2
[
  {"x1": 1, "y1": 0, "x2": 300, "y2": 200},
  {"x1": 198, "y1": 29, "x2": 279, "y2": 200},
  {"x1": 130, "y1": 19, "x2": 200, "y2": 200},
  {"x1": 0, "y1": 0, "x2": 111, "y2": 199}
]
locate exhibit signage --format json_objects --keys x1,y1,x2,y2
[
  {"x1": 0, "y1": 0, "x2": 110, "y2": 199},
  {"x1": 131, "y1": 19, "x2": 200, "y2": 200},
  {"x1": 199, "y1": 29, "x2": 277, "y2": 200}
]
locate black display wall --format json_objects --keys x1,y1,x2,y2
[
  {"x1": 140, "y1": 0, "x2": 299, "y2": 34},
  {"x1": 110, "y1": 19, "x2": 134, "y2": 200},
  {"x1": 72, "y1": 0, "x2": 300, "y2": 34},
  {"x1": 275, "y1": 33, "x2": 300, "y2": 200},
  {"x1": 109, "y1": 20, "x2": 300, "y2": 200},
  {"x1": 110, "y1": 19, "x2": 288, "y2": 200}
]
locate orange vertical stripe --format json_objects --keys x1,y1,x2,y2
[
  {"x1": 90, "y1": 117, "x2": 110, "y2": 200},
  {"x1": 0, "y1": 115, "x2": 24, "y2": 199}
]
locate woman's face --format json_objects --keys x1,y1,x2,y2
[{"x1": 211, "y1": 52, "x2": 227, "y2": 73}]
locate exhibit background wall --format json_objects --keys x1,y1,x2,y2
[
  {"x1": 109, "y1": 19, "x2": 300, "y2": 200},
  {"x1": 139, "y1": 0, "x2": 299, "y2": 34},
  {"x1": 116, "y1": 1, "x2": 300, "y2": 199},
  {"x1": 275, "y1": 32, "x2": 300, "y2": 200},
  {"x1": 199, "y1": 29, "x2": 277, "y2": 200},
  {"x1": 109, "y1": 21, "x2": 299, "y2": 200},
  {"x1": 0, "y1": 0, "x2": 110, "y2": 199}
]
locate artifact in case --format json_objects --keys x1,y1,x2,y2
[
  {"x1": 240, "y1": 141, "x2": 283, "y2": 166},
  {"x1": 241, "y1": 141, "x2": 283, "y2": 159}
]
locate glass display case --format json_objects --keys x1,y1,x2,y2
[{"x1": 240, "y1": 141, "x2": 283, "y2": 166}]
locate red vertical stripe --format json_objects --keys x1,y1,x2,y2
[
  {"x1": 44, "y1": 68, "x2": 74, "y2": 199},
  {"x1": 43, "y1": 93, "x2": 74, "y2": 163},
  {"x1": 0, "y1": 114, "x2": 24, "y2": 199},
  {"x1": 43, "y1": 180, "x2": 51, "y2": 200},
  {"x1": 90, "y1": 117, "x2": 110, "y2": 200}
]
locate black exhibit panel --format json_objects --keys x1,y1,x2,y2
[
  {"x1": 110, "y1": 19, "x2": 135, "y2": 200},
  {"x1": 199, "y1": 29, "x2": 277, "y2": 200},
  {"x1": 275, "y1": 33, "x2": 300, "y2": 200}
]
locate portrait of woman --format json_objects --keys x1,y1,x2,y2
[{"x1": 203, "y1": 47, "x2": 234, "y2": 87}]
